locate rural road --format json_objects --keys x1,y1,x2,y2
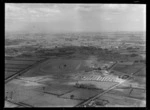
[{"x1": 75, "y1": 79, "x2": 128, "y2": 107}]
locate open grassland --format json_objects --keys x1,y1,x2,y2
[{"x1": 112, "y1": 63, "x2": 145, "y2": 75}]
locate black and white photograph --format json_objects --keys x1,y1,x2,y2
[{"x1": 5, "y1": 3, "x2": 146, "y2": 107}]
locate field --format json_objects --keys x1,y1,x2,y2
[
  {"x1": 97, "y1": 93, "x2": 145, "y2": 107},
  {"x1": 5, "y1": 60, "x2": 36, "y2": 65},
  {"x1": 112, "y1": 63, "x2": 144, "y2": 75},
  {"x1": 5, "y1": 78, "x2": 82, "y2": 107},
  {"x1": 132, "y1": 76, "x2": 146, "y2": 85},
  {"x1": 134, "y1": 67, "x2": 146, "y2": 76},
  {"x1": 37, "y1": 84, "x2": 77, "y2": 96},
  {"x1": 5, "y1": 71, "x2": 17, "y2": 79},
  {"x1": 107, "y1": 88, "x2": 132, "y2": 97},
  {"x1": 5, "y1": 58, "x2": 40, "y2": 79},
  {"x1": 60, "y1": 88, "x2": 102, "y2": 100},
  {"x1": 5, "y1": 31, "x2": 146, "y2": 107},
  {"x1": 129, "y1": 88, "x2": 146, "y2": 99},
  {"x1": 76, "y1": 80, "x2": 118, "y2": 90},
  {"x1": 5, "y1": 64, "x2": 29, "y2": 69},
  {"x1": 5, "y1": 68, "x2": 21, "y2": 72},
  {"x1": 21, "y1": 93, "x2": 82, "y2": 107},
  {"x1": 12, "y1": 57, "x2": 45, "y2": 61}
]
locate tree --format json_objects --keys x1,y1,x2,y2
[
  {"x1": 70, "y1": 95, "x2": 74, "y2": 99},
  {"x1": 130, "y1": 54, "x2": 138, "y2": 57}
]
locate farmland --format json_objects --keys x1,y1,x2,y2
[{"x1": 5, "y1": 32, "x2": 146, "y2": 107}]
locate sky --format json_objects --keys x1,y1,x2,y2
[{"x1": 5, "y1": 3, "x2": 146, "y2": 33}]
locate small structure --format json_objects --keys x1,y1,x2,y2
[
  {"x1": 101, "y1": 70, "x2": 109, "y2": 76},
  {"x1": 94, "y1": 99, "x2": 109, "y2": 106}
]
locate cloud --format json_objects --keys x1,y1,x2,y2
[
  {"x1": 5, "y1": 4, "x2": 146, "y2": 33},
  {"x1": 5, "y1": 4, "x2": 21, "y2": 11},
  {"x1": 5, "y1": 3, "x2": 61, "y2": 20},
  {"x1": 73, "y1": 4, "x2": 130, "y2": 13},
  {"x1": 37, "y1": 7, "x2": 60, "y2": 14},
  {"x1": 74, "y1": 4, "x2": 100, "y2": 11},
  {"x1": 101, "y1": 4, "x2": 128, "y2": 10}
]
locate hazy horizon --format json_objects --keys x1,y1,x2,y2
[{"x1": 5, "y1": 4, "x2": 146, "y2": 33}]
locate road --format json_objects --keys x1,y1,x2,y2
[
  {"x1": 75, "y1": 79, "x2": 128, "y2": 107},
  {"x1": 5, "y1": 58, "x2": 48, "y2": 84}
]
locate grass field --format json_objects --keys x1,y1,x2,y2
[
  {"x1": 77, "y1": 80, "x2": 118, "y2": 90},
  {"x1": 5, "y1": 79, "x2": 44, "y2": 103},
  {"x1": 13, "y1": 57, "x2": 45, "y2": 61},
  {"x1": 134, "y1": 67, "x2": 146, "y2": 76},
  {"x1": 129, "y1": 88, "x2": 146, "y2": 99},
  {"x1": 5, "y1": 64, "x2": 29, "y2": 69},
  {"x1": 107, "y1": 88, "x2": 132, "y2": 97},
  {"x1": 60, "y1": 88, "x2": 102, "y2": 100},
  {"x1": 5, "y1": 55, "x2": 145, "y2": 107},
  {"x1": 38, "y1": 84, "x2": 77, "y2": 96},
  {"x1": 5, "y1": 68, "x2": 21, "y2": 72},
  {"x1": 5, "y1": 60, "x2": 36, "y2": 65},
  {"x1": 5, "y1": 78, "x2": 82, "y2": 107},
  {"x1": 5, "y1": 71, "x2": 17, "y2": 79},
  {"x1": 112, "y1": 63, "x2": 144, "y2": 75},
  {"x1": 98, "y1": 93, "x2": 145, "y2": 107},
  {"x1": 40, "y1": 59, "x2": 90, "y2": 74},
  {"x1": 21, "y1": 93, "x2": 82, "y2": 107}
]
